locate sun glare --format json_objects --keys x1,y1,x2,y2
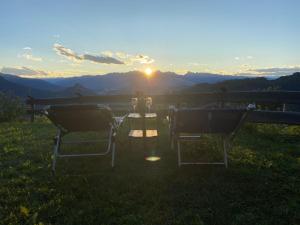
[
  {"x1": 144, "y1": 67, "x2": 153, "y2": 77},
  {"x1": 145, "y1": 156, "x2": 161, "y2": 162}
]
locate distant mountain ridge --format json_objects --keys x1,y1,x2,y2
[
  {"x1": 0, "y1": 73, "x2": 95, "y2": 98},
  {"x1": 1, "y1": 71, "x2": 299, "y2": 98},
  {"x1": 59, "y1": 83, "x2": 96, "y2": 97},
  {"x1": 44, "y1": 71, "x2": 244, "y2": 94},
  {"x1": 186, "y1": 72, "x2": 300, "y2": 92},
  {"x1": 183, "y1": 72, "x2": 245, "y2": 83},
  {"x1": 0, "y1": 75, "x2": 53, "y2": 98},
  {"x1": 2, "y1": 74, "x2": 62, "y2": 91}
]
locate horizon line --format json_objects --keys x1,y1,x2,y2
[{"x1": 0, "y1": 69, "x2": 291, "y2": 79}]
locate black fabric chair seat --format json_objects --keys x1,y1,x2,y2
[
  {"x1": 174, "y1": 108, "x2": 247, "y2": 134},
  {"x1": 46, "y1": 104, "x2": 113, "y2": 133},
  {"x1": 170, "y1": 107, "x2": 249, "y2": 167}
]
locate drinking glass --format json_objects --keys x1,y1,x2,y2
[
  {"x1": 146, "y1": 97, "x2": 152, "y2": 112},
  {"x1": 131, "y1": 98, "x2": 138, "y2": 112}
]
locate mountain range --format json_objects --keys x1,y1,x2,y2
[
  {"x1": 0, "y1": 71, "x2": 299, "y2": 98},
  {"x1": 0, "y1": 71, "x2": 244, "y2": 97},
  {"x1": 45, "y1": 71, "x2": 246, "y2": 94},
  {"x1": 186, "y1": 72, "x2": 300, "y2": 92}
]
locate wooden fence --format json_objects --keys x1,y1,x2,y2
[
  {"x1": 27, "y1": 91, "x2": 300, "y2": 105},
  {"x1": 26, "y1": 91, "x2": 300, "y2": 125}
]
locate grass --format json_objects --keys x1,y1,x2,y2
[{"x1": 1, "y1": 117, "x2": 300, "y2": 225}]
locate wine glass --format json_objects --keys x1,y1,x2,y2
[
  {"x1": 146, "y1": 97, "x2": 152, "y2": 113},
  {"x1": 131, "y1": 98, "x2": 138, "y2": 112}
]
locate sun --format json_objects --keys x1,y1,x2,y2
[{"x1": 144, "y1": 67, "x2": 153, "y2": 77}]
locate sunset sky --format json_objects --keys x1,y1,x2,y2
[{"x1": 0, "y1": 0, "x2": 300, "y2": 77}]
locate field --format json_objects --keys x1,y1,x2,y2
[{"x1": 1, "y1": 117, "x2": 300, "y2": 225}]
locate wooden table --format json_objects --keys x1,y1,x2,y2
[
  {"x1": 128, "y1": 129, "x2": 158, "y2": 138},
  {"x1": 128, "y1": 113, "x2": 157, "y2": 119},
  {"x1": 128, "y1": 112, "x2": 159, "y2": 151}
]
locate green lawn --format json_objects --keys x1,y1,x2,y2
[{"x1": 1, "y1": 118, "x2": 300, "y2": 225}]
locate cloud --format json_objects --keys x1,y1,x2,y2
[
  {"x1": 101, "y1": 51, "x2": 114, "y2": 57},
  {"x1": 19, "y1": 47, "x2": 42, "y2": 61},
  {"x1": 53, "y1": 34, "x2": 60, "y2": 38},
  {"x1": 1, "y1": 66, "x2": 48, "y2": 76},
  {"x1": 187, "y1": 62, "x2": 208, "y2": 67},
  {"x1": 188, "y1": 62, "x2": 200, "y2": 66},
  {"x1": 53, "y1": 44, "x2": 154, "y2": 66},
  {"x1": 132, "y1": 54, "x2": 154, "y2": 64},
  {"x1": 82, "y1": 54, "x2": 124, "y2": 64},
  {"x1": 235, "y1": 65, "x2": 300, "y2": 76},
  {"x1": 19, "y1": 53, "x2": 42, "y2": 62},
  {"x1": 115, "y1": 52, "x2": 154, "y2": 64},
  {"x1": 249, "y1": 66, "x2": 300, "y2": 74},
  {"x1": 53, "y1": 43, "x2": 124, "y2": 64},
  {"x1": 235, "y1": 56, "x2": 254, "y2": 61},
  {"x1": 53, "y1": 43, "x2": 82, "y2": 62}
]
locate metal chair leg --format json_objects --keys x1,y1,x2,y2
[
  {"x1": 111, "y1": 141, "x2": 116, "y2": 167},
  {"x1": 177, "y1": 135, "x2": 228, "y2": 167},
  {"x1": 223, "y1": 137, "x2": 228, "y2": 168},
  {"x1": 52, "y1": 125, "x2": 117, "y2": 174},
  {"x1": 177, "y1": 139, "x2": 181, "y2": 167},
  {"x1": 170, "y1": 134, "x2": 175, "y2": 150},
  {"x1": 52, "y1": 129, "x2": 61, "y2": 174}
]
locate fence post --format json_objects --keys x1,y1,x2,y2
[
  {"x1": 30, "y1": 103, "x2": 35, "y2": 122},
  {"x1": 282, "y1": 103, "x2": 286, "y2": 112},
  {"x1": 27, "y1": 96, "x2": 35, "y2": 122},
  {"x1": 219, "y1": 87, "x2": 227, "y2": 108}
]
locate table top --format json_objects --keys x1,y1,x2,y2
[
  {"x1": 128, "y1": 129, "x2": 158, "y2": 138},
  {"x1": 128, "y1": 113, "x2": 157, "y2": 119}
]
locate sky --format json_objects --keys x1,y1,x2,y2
[{"x1": 0, "y1": 0, "x2": 300, "y2": 77}]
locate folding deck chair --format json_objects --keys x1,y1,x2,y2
[
  {"x1": 45, "y1": 104, "x2": 121, "y2": 173},
  {"x1": 170, "y1": 108, "x2": 249, "y2": 167}
]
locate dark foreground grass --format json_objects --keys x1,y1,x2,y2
[{"x1": 1, "y1": 117, "x2": 300, "y2": 225}]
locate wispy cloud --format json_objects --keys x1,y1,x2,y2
[
  {"x1": 53, "y1": 43, "x2": 154, "y2": 65},
  {"x1": 1, "y1": 66, "x2": 48, "y2": 76},
  {"x1": 1, "y1": 66, "x2": 97, "y2": 78},
  {"x1": 82, "y1": 54, "x2": 124, "y2": 64},
  {"x1": 235, "y1": 65, "x2": 300, "y2": 76},
  {"x1": 131, "y1": 54, "x2": 154, "y2": 64},
  {"x1": 53, "y1": 34, "x2": 60, "y2": 39},
  {"x1": 187, "y1": 62, "x2": 208, "y2": 67},
  {"x1": 249, "y1": 66, "x2": 300, "y2": 73},
  {"x1": 235, "y1": 56, "x2": 254, "y2": 61},
  {"x1": 53, "y1": 43, "x2": 124, "y2": 64},
  {"x1": 115, "y1": 52, "x2": 154, "y2": 64},
  {"x1": 53, "y1": 44, "x2": 82, "y2": 62},
  {"x1": 19, "y1": 53, "x2": 42, "y2": 62},
  {"x1": 101, "y1": 51, "x2": 114, "y2": 57},
  {"x1": 188, "y1": 62, "x2": 200, "y2": 66},
  {"x1": 18, "y1": 47, "x2": 42, "y2": 61}
]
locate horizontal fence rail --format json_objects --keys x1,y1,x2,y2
[
  {"x1": 27, "y1": 91, "x2": 300, "y2": 105},
  {"x1": 154, "y1": 91, "x2": 300, "y2": 105},
  {"x1": 26, "y1": 91, "x2": 300, "y2": 124},
  {"x1": 246, "y1": 111, "x2": 300, "y2": 125}
]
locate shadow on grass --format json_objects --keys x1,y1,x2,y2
[{"x1": 1, "y1": 118, "x2": 299, "y2": 225}]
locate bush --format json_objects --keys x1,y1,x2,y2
[{"x1": 0, "y1": 92, "x2": 25, "y2": 122}]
